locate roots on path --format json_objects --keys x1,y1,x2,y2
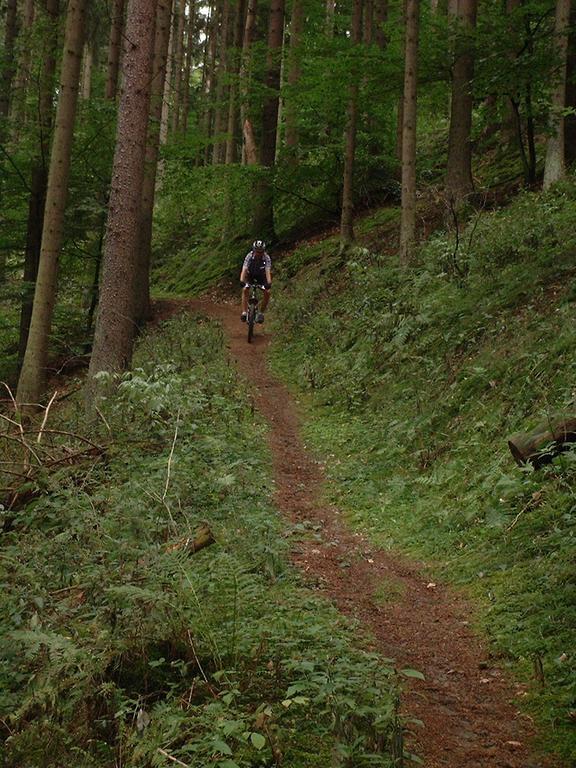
[{"x1": 156, "y1": 297, "x2": 554, "y2": 768}]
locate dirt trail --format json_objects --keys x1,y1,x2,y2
[{"x1": 159, "y1": 297, "x2": 552, "y2": 768}]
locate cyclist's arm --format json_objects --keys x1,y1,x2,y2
[
  {"x1": 265, "y1": 268, "x2": 272, "y2": 286},
  {"x1": 240, "y1": 267, "x2": 249, "y2": 283}
]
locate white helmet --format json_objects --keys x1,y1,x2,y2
[{"x1": 252, "y1": 240, "x2": 266, "y2": 251}]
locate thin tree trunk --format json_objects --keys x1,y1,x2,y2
[
  {"x1": 224, "y1": 0, "x2": 246, "y2": 163},
  {"x1": 160, "y1": 0, "x2": 175, "y2": 144},
  {"x1": 134, "y1": 0, "x2": 172, "y2": 325},
  {"x1": 239, "y1": 0, "x2": 258, "y2": 162},
  {"x1": 203, "y1": 0, "x2": 219, "y2": 163},
  {"x1": 105, "y1": 0, "x2": 125, "y2": 99},
  {"x1": 446, "y1": 0, "x2": 477, "y2": 206},
  {"x1": 253, "y1": 0, "x2": 285, "y2": 239},
  {"x1": 399, "y1": 0, "x2": 419, "y2": 267},
  {"x1": 87, "y1": 0, "x2": 158, "y2": 404},
  {"x1": 18, "y1": 0, "x2": 59, "y2": 365},
  {"x1": 284, "y1": 0, "x2": 303, "y2": 158},
  {"x1": 340, "y1": 0, "x2": 363, "y2": 247},
  {"x1": 0, "y1": 0, "x2": 18, "y2": 137},
  {"x1": 325, "y1": 0, "x2": 335, "y2": 37},
  {"x1": 374, "y1": 0, "x2": 388, "y2": 48},
  {"x1": 565, "y1": 7, "x2": 576, "y2": 164},
  {"x1": 81, "y1": 42, "x2": 93, "y2": 100},
  {"x1": 171, "y1": 0, "x2": 186, "y2": 134},
  {"x1": 212, "y1": 0, "x2": 231, "y2": 163},
  {"x1": 10, "y1": 0, "x2": 35, "y2": 132},
  {"x1": 16, "y1": 0, "x2": 86, "y2": 409},
  {"x1": 181, "y1": 1, "x2": 196, "y2": 133},
  {"x1": 543, "y1": 0, "x2": 571, "y2": 188}
]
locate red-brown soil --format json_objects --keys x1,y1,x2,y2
[{"x1": 155, "y1": 297, "x2": 557, "y2": 768}]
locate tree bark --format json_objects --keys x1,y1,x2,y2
[
  {"x1": 181, "y1": 0, "x2": 196, "y2": 134},
  {"x1": 564, "y1": 8, "x2": 576, "y2": 164},
  {"x1": 253, "y1": 0, "x2": 284, "y2": 240},
  {"x1": 224, "y1": 0, "x2": 246, "y2": 163},
  {"x1": 171, "y1": 0, "x2": 186, "y2": 134},
  {"x1": 543, "y1": 0, "x2": 571, "y2": 189},
  {"x1": 16, "y1": 0, "x2": 86, "y2": 410},
  {"x1": 134, "y1": 0, "x2": 172, "y2": 325},
  {"x1": 203, "y1": 0, "x2": 219, "y2": 163},
  {"x1": 325, "y1": 0, "x2": 335, "y2": 37},
  {"x1": 508, "y1": 416, "x2": 576, "y2": 467},
  {"x1": 446, "y1": 0, "x2": 477, "y2": 206},
  {"x1": 0, "y1": 0, "x2": 18, "y2": 137},
  {"x1": 340, "y1": 0, "x2": 363, "y2": 247},
  {"x1": 87, "y1": 0, "x2": 158, "y2": 404},
  {"x1": 81, "y1": 42, "x2": 93, "y2": 100},
  {"x1": 239, "y1": 0, "x2": 258, "y2": 162},
  {"x1": 212, "y1": 0, "x2": 232, "y2": 163},
  {"x1": 284, "y1": 0, "x2": 303, "y2": 157},
  {"x1": 160, "y1": 0, "x2": 175, "y2": 145},
  {"x1": 18, "y1": 0, "x2": 59, "y2": 366},
  {"x1": 10, "y1": 0, "x2": 35, "y2": 132},
  {"x1": 374, "y1": 0, "x2": 388, "y2": 49},
  {"x1": 399, "y1": 0, "x2": 419, "y2": 267},
  {"x1": 105, "y1": 0, "x2": 125, "y2": 99}
]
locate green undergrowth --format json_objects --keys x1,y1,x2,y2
[
  {"x1": 1, "y1": 315, "x2": 402, "y2": 767},
  {"x1": 271, "y1": 179, "x2": 576, "y2": 761}
]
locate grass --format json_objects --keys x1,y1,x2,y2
[
  {"x1": 270, "y1": 177, "x2": 576, "y2": 761},
  {"x1": 1, "y1": 314, "x2": 401, "y2": 768}
]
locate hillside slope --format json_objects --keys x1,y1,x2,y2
[{"x1": 269, "y1": 180, "x2": 576, "y2": 760}]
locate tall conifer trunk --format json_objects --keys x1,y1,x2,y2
[
  {"x1": 181, "y1": 1, "x2": 196, "y2": 134},
  {"x1": 224, "y1": 0, "x2": 246, "y2": 163},
  {"x1": 253, "y1": 0, "x2": 285, "y2": 238},
  {"x1": 446, "y1": 0, "x2": 477, "y2": 206},
  {"x1": 340, "y1": 0, "x2": 363, "y2": 247},
  {"x1": 565, "y1": 8, "x2": 576, "y2": 165},
  {"x1": 134, "y1": 0, "x2": 172, "y2": 324},
  {"x1": 399, "y1": 0, "x2": 419, "y2": 266},
  {"x1": 284, "y1": 0, "x2": 303, "y2": 158},
  {"x1": 171, "y1": 0, "x2": 186, "y2": 134},
  {"x1": 240, "y1": 0, "x2": 258, "y2": 164},
  {"x1": 16, "y1": 0, "x2": 86, "y2": 409},
  {"x1": 543, "y1": 0, "x2": 571, "y2": 188},
  {"x1": 18, "y1": 0, "x2": 60, "y2": 366},
  {"x1": 11, "y1": 0, "x2": 35, "y2": 132},
  {"x1": 212, "y1": 0, "x2": 232, "y2": 163},
  {"x1": 0, "y1": 0, "x2": 18, "y2": 134},
  {"x1": 87, "y1": 0, "x2": 158, "y2": 402},
  {"x1": 105, "y1": 0, "x2": 125, "y2": 99}
]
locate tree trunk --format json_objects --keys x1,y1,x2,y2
[
  {"x1": 284, "y1": 0, "x2": 303, "y2": 157},
  {"x1": 508, "y1": 416, "x2": 576, "y2": 467},
  {"x1": 10, "y1": 0, "x2": 35, "y2": 132},
  {"x1": 340, "y1": 0, "x2": 363, "y2": 247},
  {"x1": 224, "y1": 0, "x2": 246, "y2": 163},
  {"x1": 105, "y1": 0, "x2": 125, "y2": 99},
  {"x1": 239, "y1": 0, "x2": 258, "y2": 162},
  {"x1": 16, "y1": 0, "x2": 86, "y2": 410},
  {"x1": 160, "y1": 0, "x2": 175, "y2": 145},
  {"x1": 171, "y1": 0, "x2": 186, "y2": 134},
  {"x1": 374, "y1": 0, "x2": 388, "y2": 48},
  {"x1": 0, "y1": 0, "x2": 18, "y2": 137},
  {"x1": 81, "y1": 42, "x2": 93, "y2": 100},
  {"x1": 564, "y1": 7, "x2": 576, "y2": 165},
  {"x1": 18, "y1": 0, "x2": 59, "y2": 366},
  {"x1": 543, "y1": 0, "x2": 571, "y2": 189},
  {"x1": 203, "y1": 0, "x2": 219, "y2": 163},
  {"x1": 86, "y1": 0, "x2": 158, "y2": 404},
  {"x1": 212, "y1": 0, "x2": 232, "y2": 163},
  {"x1": 446, "y1": 0, "x2": 477, "y2": 206},
  {"x1": 181, "y1": 0, "x2": 196, "y2": 134},
  {"x1": 134, "y1": 0, "x2": 172, "y2": 325},
  {"x1": 399, "y1": 0, "x2": 419, "y2": 267},
  {"x1": 253, "y1": 0, "x2": 284, "y2": 239},
  {"x1": 325, "y1": 0, "x2": 335, "y2": 37}
]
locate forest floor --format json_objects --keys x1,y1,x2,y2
[{"x1": 154, "y1": 296, "x2": 557, "y2": 768}]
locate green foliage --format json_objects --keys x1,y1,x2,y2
[
  {"x1": 271, "y1": 179, "x2": 576, "y2": 760},
  {"x1": 1, "y1": 315, "x2": 399, "y2": 767}
]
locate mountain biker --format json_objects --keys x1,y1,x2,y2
[{"x1": 240, "y1": 240, "x2": 272, "y2": 323}]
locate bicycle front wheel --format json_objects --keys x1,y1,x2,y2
[{"x1": 247, "y1": 307, "x2": 255, "y2": 343}]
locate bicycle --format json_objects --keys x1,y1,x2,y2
[{"x1": 245, "y1": 283, "x2": 266, "y2": 343}]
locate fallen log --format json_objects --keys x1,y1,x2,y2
[
  {"x1": 165, "y1": 525, "x2": 215, "y2": 556},
  {"x1": 508, "y1": 416, "x2": 576, "y2": 468}
]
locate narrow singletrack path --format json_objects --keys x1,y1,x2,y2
[{"x1": 160, "y1": 298, "x2": 553, "y2": 768}]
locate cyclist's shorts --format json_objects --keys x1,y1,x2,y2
[{"x1": 247, "y1": 267, "x2": 270, "y2": 289}]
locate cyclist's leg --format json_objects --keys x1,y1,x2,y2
[
  {"x1": 261, "y1": 287, "x2": 270, "y2": 312},
  {"x1": 241, "y1": 285, "x2": 250, "y2": 313}
]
